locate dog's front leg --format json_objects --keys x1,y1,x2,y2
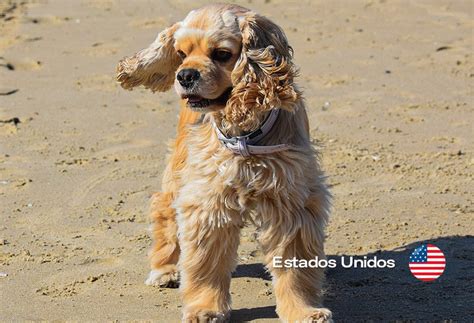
[
  {"x1": 176, "y1": 202, "x2": 240, "y2": 323},
  {"x1": 258, "y1": 194, "x2": 333, "y2": 323}
]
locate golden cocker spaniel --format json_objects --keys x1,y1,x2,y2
[{"x1": 117, "y1": 4, "x2": 332, "y2": 322}]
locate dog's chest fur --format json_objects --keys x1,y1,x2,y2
[{"x1": 178, "y1": 121, "x2": 311, "y2": 220}]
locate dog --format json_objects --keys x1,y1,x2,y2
[{"x1": 117, "y1": 4, "x2": 332, "y2": 322}]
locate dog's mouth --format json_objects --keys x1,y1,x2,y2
[{"x1": 182, "y1": 87, "x2": 232, "y2": 110}]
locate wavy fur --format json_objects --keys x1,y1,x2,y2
[
  {"x1": 222, "y1": 12, "x2": 301, "y2": 135},
  {"x1": 116, "y1": 4, "x2": 332, "y2": 322},
  {"x1": 116, "y1": 23, "x2": 181, "y2": 92}
]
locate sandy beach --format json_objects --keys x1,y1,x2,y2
[{"x1": 1, "y1": 0, "x2": 473, "y2": 321}]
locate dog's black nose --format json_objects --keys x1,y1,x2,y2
[{"x1": 177, "y1": 69, "x2": 200, "y2": 88}]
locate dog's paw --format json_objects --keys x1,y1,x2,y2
[
  {"x1": 302, "y1": 307, "x2": 333, "y2": 323},
  {"x1": 183, "y1": 309, "x2": 228, "y2": 323},
  {"x1": 145, "y1": 268, "x2": 179, "y2": 288}
]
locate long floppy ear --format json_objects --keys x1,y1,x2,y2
[
  {"x1": 225, "y1": 12, "x2": 300, "y2": 131},
  {"x1": 116, "y1": 23, "x2": 181, "y2": 92}
]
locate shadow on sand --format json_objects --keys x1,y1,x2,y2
[{"x1": 230, "y1": 235, "x2": 474, "y2": 322}]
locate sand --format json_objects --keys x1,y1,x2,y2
[{"x1": 1, "y1": 0, "x2": 473, "y2": 321}]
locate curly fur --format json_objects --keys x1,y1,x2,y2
[
  {"x1": 117, "y1": 23, "x2": 181, "y2": 92},
  {"x1": 223, "y1": 12, "x2": 301, "y2": 135},
  {"x1": 116, "y1": 4, "x2": 332, "y2": 322}
]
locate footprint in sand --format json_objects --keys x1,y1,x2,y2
[
  {"x1": 75, "y1": 74, "x2": 117, "y2": 92},
  {"x1": 69, "y1": 139, "x2": 155, "y2": 208}
]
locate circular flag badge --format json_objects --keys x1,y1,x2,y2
[{"x1": 409, "y1": 244, "x2": 446, "y2": 281}]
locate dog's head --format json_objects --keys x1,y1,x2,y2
[{"x1": 117, "y1": 4, "x2": 300, "y2": 131}]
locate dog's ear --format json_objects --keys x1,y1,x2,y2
[
  {"x1": 116, "y1": 23, "x2": 181, "y2": 92},
  {"x1": 225, "y1": 12, "x2": 300, "y2": 130}
]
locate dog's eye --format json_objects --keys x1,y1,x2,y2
[
  {"x1": 177, "y1": 50, "x2": 186, "y2": 60},
  {"x1": 212, "y1": 49, "x2": 232, "y2": 62}
]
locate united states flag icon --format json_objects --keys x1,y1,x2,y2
[{"x1": 409, "y1": 244, "x2": 446, "y2": 281}]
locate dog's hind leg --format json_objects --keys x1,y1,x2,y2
[
  {"x1": 145, "y1": 191, "x2": 180, "y2": 288},
  {"x1": 146, "y1": 104, "x2": 201, "y2": 288},
  {"x1": 145, "y1": 139, "x2": 183, "y2": 288}
]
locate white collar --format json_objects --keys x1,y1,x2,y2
[{"x1": 213, "y1": 109, "x2": 291, "y2": 157}]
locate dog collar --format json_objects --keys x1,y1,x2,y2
[{"x1": 213, "y1": 109, "x2": 291, "y2": 157}]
